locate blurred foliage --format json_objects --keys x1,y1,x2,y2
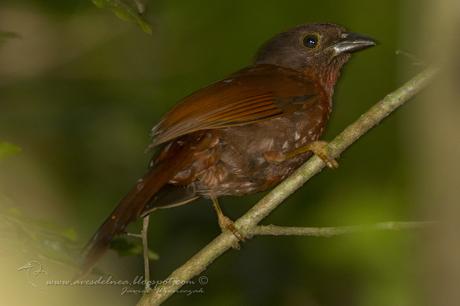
[
  {"x1": 110, "y1": 236, "x2": 159, "y2": 260},
  {"x1": 0, "y1": 204, "x2": 81, "y2": 267},
  {"x1": 0, "y1": 141, "x2": 21, "y2": 160},
  {"x1": 0, "y1": 31, "x2": 21, "y2": 45},
  {"x1": 0, "y1": 31, "x2": 21, "y2": 43},
  {"x1": 91, "y1": 0, "x2": 152, "y2": 34},
  {"x1": 0, "y1": 198, "x2": 157, "y2": 271}
]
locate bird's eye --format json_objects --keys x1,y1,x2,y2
[{"x1": 303, "y1": 35, "x2": 319, "y2": 48}]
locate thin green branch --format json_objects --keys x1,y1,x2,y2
[
  {"x1": 142, "y1": 216, "x2": 151, "y2": 291},
  {"x1": 251, "y1": 221, "x2": 435, "y2": 237},
  {"x1": 137, "y1": 66, "x2": 439, "y2": 306}
]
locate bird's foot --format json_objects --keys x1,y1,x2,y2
[
  {"x1": 290, "y1": 141, "x2": 338, "y2": 168},
  {"x1": 276, "y1": 141, "x2": 339, "y2": 169},
  {"x1": 217, "y1": 214, "x2": 245, "y2": 248}
]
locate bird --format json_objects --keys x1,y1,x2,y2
[{"x1": 80, "y1": 23, "x2": 375, "y2": 275}]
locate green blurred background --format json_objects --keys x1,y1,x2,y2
[{"x1": 0, "y1": 0, "x2": 435, "y2": 305}]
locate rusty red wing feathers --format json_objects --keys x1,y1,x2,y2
[{"x1": 150, "y1": 64, "x2": 320, "y2": 147}]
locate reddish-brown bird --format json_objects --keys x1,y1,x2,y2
[{"x1": 81, "y1": 23, "x2": 375, "y2": 274}]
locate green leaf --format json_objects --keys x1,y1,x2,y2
[
  {"x1": 110, "y1": 236, "x2": 159, "y2": 260},
  {"x1": 61, "y1": 227, "x2": 79, "y2": 242},
  {"x1": 92, "y1": 0, "x2": 152, "y2": 35},
  {"x1": 0, "y1": 142, "x2": 21, "y2": 160},
  {"x1": 0, "y1": 31, "x2": 20, "y2": 46},
  {"x1": 0, "y1": 31, "x2": 20, "y2": 40}
]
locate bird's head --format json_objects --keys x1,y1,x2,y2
[{"x1": 255, "y1": 23, "x2": 376, "y2": 90}]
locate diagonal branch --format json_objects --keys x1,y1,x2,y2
[{"x1": 137, "y1": 66, "x2": 439, "y2": 306}]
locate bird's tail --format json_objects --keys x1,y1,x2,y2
[{"x1": 79, "y1": 160, "x2": 177, "y2": 277}]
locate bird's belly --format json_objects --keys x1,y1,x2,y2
[{"x1": 196, "y1": 107, "x2": 330, "y2": 197}]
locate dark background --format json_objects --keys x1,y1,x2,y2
[{"x1": 0, "y1": 1, "x2": 437, "y2": 305}]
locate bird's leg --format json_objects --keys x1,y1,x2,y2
[
  {"x1": 288, "y1": 140, "x2": 338, "y2": 168},
  {"x1": 211, "y1": 197, "x2": 245, "y2": 243},
  {"x1": 271, "y1": 141, "x2": 338, "y2": 168}
]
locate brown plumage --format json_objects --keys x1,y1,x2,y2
[{"x1": 81, "y1": 23, "x2": 375, "y2": 275}]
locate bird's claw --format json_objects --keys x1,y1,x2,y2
[
  {"x1": 307, "y1": 141, "x2": 338, "y2": 169},
  {"x1": 217, "y1": 215, "x2": 245, "y2": 249}
]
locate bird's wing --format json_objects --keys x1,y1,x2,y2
[{"x1": 150, "y1": 64, "x2": 323, "y2": 147}]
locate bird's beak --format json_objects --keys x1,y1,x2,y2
[{"x1": 331, "y1": 32, "x2": 376, "y2": 56}]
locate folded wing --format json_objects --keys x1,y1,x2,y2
[{"x1": 150, "y1": 64, "x2": 322, "y2": 147}]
